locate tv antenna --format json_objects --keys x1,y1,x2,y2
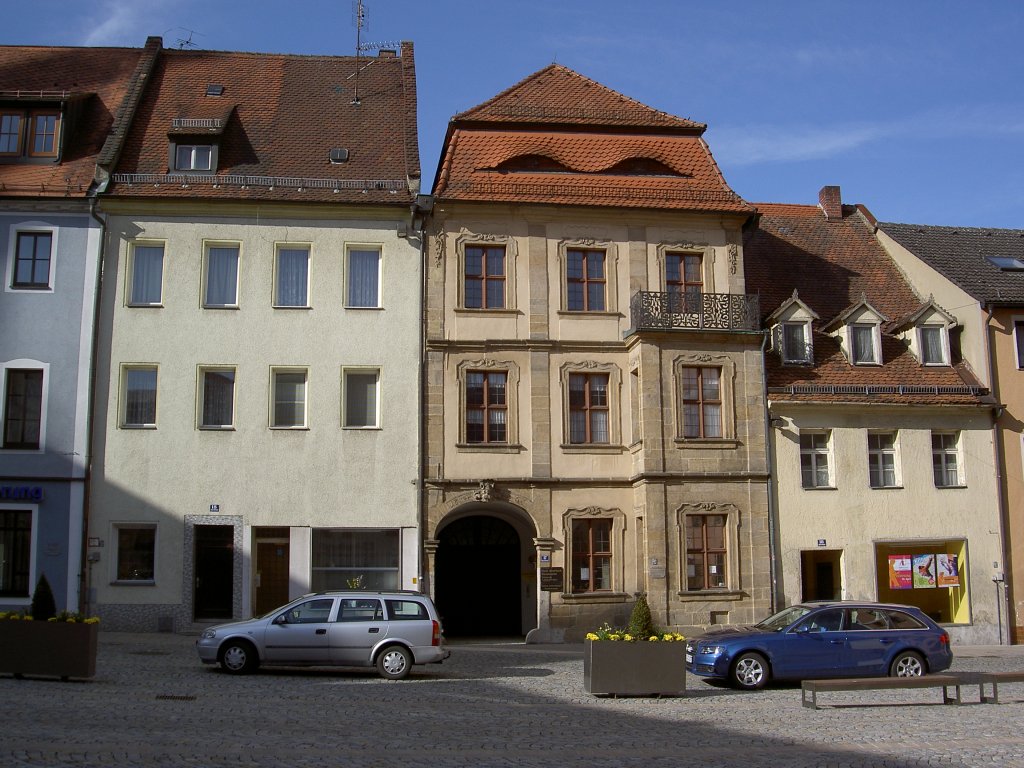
[
  {"x1": 351, "y1": 0, "x2": 367, "y2": 105},
  {"x1": 173, "y1": 28, "x2": 201, "y2": 50}
]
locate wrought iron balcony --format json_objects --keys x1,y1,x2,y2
[{"x1": 629, "y1": 291, "x2": 761, "y2": 332}]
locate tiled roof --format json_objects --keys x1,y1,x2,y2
[
  {"x1": 434, "y1": 64, "x2": 749, "y2": 214},
  {"x1": 454, "y1": 64, "x2": 705, "y2": 132},
  {"x1": 109, "y1": 43, "x2": 419, "y2": 205},
  {"x1": 879, "y1": 222, "x2": 1024, "y2": 305},
  {"x1": 0, "y1": 44, "x2": 147, "y2": 198},
  {"x1": 745, "y1": 202, "x2": 990, "y2": 406}
]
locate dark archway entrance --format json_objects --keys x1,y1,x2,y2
[{"x1": 435, "y1": 515, "x2": 522, "y2": 637}]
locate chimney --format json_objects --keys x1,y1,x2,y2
[{"x1": 819, "y1": 185, "x2": 842, "y2": 221}]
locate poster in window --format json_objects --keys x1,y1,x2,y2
[
  {"x1": 888, "y1": 555, "x2": 912, "y2": 590},
  {"x1": 912, "y1": 554, "x2": 936, "y2": 588},
  {"x1": 936, "y1": 554, "x2": 960, "y2": 588}
]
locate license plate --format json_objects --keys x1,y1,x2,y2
[{"x1": 685, "y1": 653, "x2": 693, "y2": 664}]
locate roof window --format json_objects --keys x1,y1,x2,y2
[
  {"x1": 205, "y1": 84, "x2": 224, "y2": 97},
  {"x1": 986, "y1": 256, "x2": 1024, "y2": 271}
]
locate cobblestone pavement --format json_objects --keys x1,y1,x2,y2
[{"x1": 2, "y1": 633, "x2": 1024, "y2": 768}]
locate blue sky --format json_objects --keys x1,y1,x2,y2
[{"x1": 5, "y1": 0, "x2": 1023, "y2": 227}]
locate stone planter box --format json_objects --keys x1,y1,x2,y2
[
  {"x1": 583, "y1": 638, "x2": 687, "y2": 696},
  {"x1": 0, "y1": 621, "x2": 98, "y2": 680}
]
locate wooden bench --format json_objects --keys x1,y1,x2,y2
[
  {"x1": 801, "y1": 675, "x2": 963, "y2": 710},
  {"x1": 979, "y1": 671, "x2": 1024, "y2": 704}
]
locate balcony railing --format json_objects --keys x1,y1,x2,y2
[{"x1": 629, "y1": 291, "x2": 760, "y2": 332}]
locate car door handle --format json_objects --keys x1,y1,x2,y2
[
  {"x1": 368, "y1": 627, "x2": 380, "y2": 633},
  {"x1": 829, "y1": 639, "x2": 844, "y2": 645},
  {"x1": 316, "y1": 628, "x2": 327, "y2": 635}
]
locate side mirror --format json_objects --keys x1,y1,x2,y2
[
  {"x1": 273, "y1": 614, "x2": 288, "y2": 625},
  {"x1": 794, "y1": 623, "x2": 811, "y2": 634}
]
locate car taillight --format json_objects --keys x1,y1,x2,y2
[
  {"x1": 939, "y1": 632, "x2": 949, "y2": 645},
  {"x1": 432, "y1": 620, "x2": 441, "y2": 646}
]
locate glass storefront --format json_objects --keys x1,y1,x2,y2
[
  {"x1": 875, "y1": 540, "x2": 968, "y2": 624},
  {"x1": 311, "y1": 529, "x2": 399, "y2": 591}
]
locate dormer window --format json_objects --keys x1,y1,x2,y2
[
  {"x1": 892, "y1": 299, "x2": 955, "y2": 367},
  {"x1": 850, "y1": 323, "x2": 879, "y2": 365},
  {"x1": 919, "y1": 326, "x2": 947, "y2": 366},
  {"x1": 0, "y1": 109, "x2": 61, "y2": 160},
  {"x1": 767, "y1": 290, "x2": 818, "y2": 366},
  {"x1": 781, "y1": 322, "x2": 812, "y2": 364},
  {"x1": 175, "y1": 144, "x2": 213, "y2": 171}
]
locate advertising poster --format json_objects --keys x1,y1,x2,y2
[
  {"x1": 936, "y1": 554, "x2": 960, "y2": 588},
  {"x1": 913, "y1": 554, "x2": 936, "y2": 588},
  {"x1": 888, "y1": 555, "x2": 913, "y2": 590}
]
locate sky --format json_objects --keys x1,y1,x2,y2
[{"x1": 4, "y1": 0, "x2": 1023, "y2": 228}]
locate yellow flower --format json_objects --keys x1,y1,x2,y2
[
  {"x1": 623, "y1": 634, "x2": 633, "y2": 642},
  {"x1": 609, "y1": 634, "x2": 621, "y2": 641},
  {"x1": 673, "y1": 633, "x2": 686, "y2": 641},
  {"x1": 84, "y1": 617, "x2": 100, "y2": 625},
  {"x1": 585, "y1": 632, "x2": 599, "y2": 641},
  {"x1": 648, "y1": 635, "x2": 659, "y2": 641}
]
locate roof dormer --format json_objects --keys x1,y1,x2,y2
[
  {"x1": 0, "y1": 91, "x2": 90, "y2": 165},
  {"x1": 891, "y1": 297, "x2": 957, "y2": 367},
  {"x1": 767, "y1": 289, "x2": 819, "y2": 365},
  {"x1": 166, "y1": 103, "x2": 234, "y2": 174},
  {"x1": 823, "y1": 295, "x2": 889, "y2": 366}
]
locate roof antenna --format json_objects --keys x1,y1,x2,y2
[
  {"x1": 351, "y1": 0, "x2": 366, "y2": 105},
  {"x1": 174, "y1": 28, "x2": 200, "y2": 50}
]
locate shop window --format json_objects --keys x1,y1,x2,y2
[
  {"x1": 311, "y1": 529, "x2": 399, "y2": 591},
  {"x1": 875, "y1": 541, "x2": 968, "y2": 624},
  {"x1": 114, "y1": 524, "x2": 156, "y2": 583},
  {"x1": 0, "y1": 509, "x2": 32, "y2": 597}
]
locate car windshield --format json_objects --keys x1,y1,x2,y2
[{"x1": 755, "y1": 605, "x2": 813, "y2": 632}]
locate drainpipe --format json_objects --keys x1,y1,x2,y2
[
  {"x1": 760, "y1": 329, "x2": 778, "y2": 613},
  {"x1": 413, "y1": 196, "x2": 431, "y2": 595},
  {"x1": 81, "y1": 197, "x2": 107, "y2": 615},
  {"x1": 985, "y1": 305, "x2": 1012, "y2": 644}
]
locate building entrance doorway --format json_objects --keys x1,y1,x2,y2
[
  {"x1": 435, "y1": 515, "x2": 522, "y2": 637},
  {"x1": 254, "y1": 527, "x2": 290, "y2": 616},
  {"x1": 801, "y1": 549, "x2": 843, "y2": 601},
  {"x1": 193, "y1": 525, "x2": 234, "y2": 620}
]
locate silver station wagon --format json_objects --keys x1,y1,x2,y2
[{"x1": 196, "y1": 591, "x2": 450, "y2": 679}]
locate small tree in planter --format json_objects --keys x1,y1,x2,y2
[
  {"x1": 627, "y1": 593, "x2": 656, "y2": 640},
  {"x1": 30, "y1": 574, "x2": 57, "y2": 622}
]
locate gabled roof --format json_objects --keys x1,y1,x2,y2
[
  {"x1": 745, "y1": 201, "x2": 989, "y2": 406},
  {"x1": 890, "y1": 297, "x2": 957, "y2": 333},
  {"x1": 821, "y1": 295, "x2": 890, "y2": 332},
  {"x1": 879, "y1": 222, "x2": 1024, "y2": 305},
  {"x1": 109, "y1": 42, "x2": 419, "y2": 205},
  {"x1": 433, "y1": 64, "x2": 749, "y2": 214},
  {"x1": 766, "y1": 290, "x2": 820, "y2": 323},
  {"x1": 0, "y1": 42, "x2": 154, "y2": 198}
]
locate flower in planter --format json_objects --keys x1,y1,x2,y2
[{"x1": 585, "y1": 594, "x2": 686, "y2": 643}]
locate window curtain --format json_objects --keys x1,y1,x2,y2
[
  {"x1": 348, "y1": 250, "x2": 379, "y2": 307},
  {"x1": 202, "y1": 370, "x2": 234, "y2": 427},
  {"x1": 345, "y1": 372, "x2": 378, "y2": 427},
  {"x1": 922, "y1": 327, "x2": 943, "y2": 363},
  {"x1": 131, "y1": 245, "x2": 164, "y2": 304},
  {"x1": 206, "y1": 247, "x2": 238, "y2": 305},
  {"x1": 277, "y1": 249, "x2": 308, "y2": 306},
  {"x1": 852, "y1": 325, "x2": 875, "y2": 363},
  {"x1": 274, "y1": 372, "x2": 305, "y2": 427},
  {"x1": 125, "y1": 368, "x2": 157, "y2": 425}
]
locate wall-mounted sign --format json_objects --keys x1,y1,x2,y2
[
  {"x1": 210, "y1": 504, "x2": 220, "y2": 513},
  {"x1": 817, "y1": 539, "x2": 827, "y2": 547},
  {"x1": 0, "y1": 485, "x2": 44, "y2": 501},
  {"x1": 539, "y1": 567, "x2": 563, "y2": 592},
  {"x1": 540, "y1": 553, "x2": 550, "y2": 563}
]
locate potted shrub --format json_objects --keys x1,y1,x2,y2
[
  {"x1": 0, "y1": 575, "x2": 100, "y2": 681},
  {"x1": 583, "y1": 593, "x2": 687, "y2": 696}
]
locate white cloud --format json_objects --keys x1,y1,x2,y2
[{"x1": 80, "y1": 0, "x2": 177, "y2": 46}]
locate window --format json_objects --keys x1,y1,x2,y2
[
  {"x1": 0, "y1": 510, "x2": 32, "y2": 597},
  {"x1": 0, "y1": 112, "x2": 23, "y2": 156},
  {"x1": 932, "y1": 432, "x2": 962, "y2": 487},
  {"x1": 199, "y1": 368, "x2": 235, "y2": 429},
  {"x1": 464, "y1": 245, "x2": 505, "y2": 309},
  {"x1": 347, "y1": 247, "x2": 380, "y2": 308},
  {"x1": 566, "y1": 249, "x2": 605, "y2": 311},
  {"x1": 1016, "y1": 321, "x2": 1024, "y2": 370},
  {"x1": 465, "y1": 370, "x2": 507, "y2": 443},
  {"x1": 271, "y1": 369, "x2": 307, "y2": 428},
  {"x1": 311, "y1": 529, "x2": 399, "y2": 591},
  {"x1": 122, "y1": 366, "x2": 157, "y2": 427},
  {"x1": 850, "y1": 323, "x2": 878, "y2": 364},
  {"x1": 782, "y1": 322, "x2": 811, "y2": 364},
  {"x1": 868, "y1": 432, "x2": 898, "y2": 488},
  {"x1": 28, "y1": 112, "x2": 59, "y2": 157},
  {"x1": 286, "y1": 598, "x2": 337, "y2": 623},
  {"x1": 568, "y1": 373, "x2": 609, "y2": 444},
  {"x1": 666, "y1": 252, "x2": 702, "y2": 310},
  {"x1": 204, "y1": 244, "x2": 239, "y2": 307},
  {"x1": 175, "y1": 144, "x2": 212, "y2": 171},
  {"x1": 571, "y1": 518, "x2": 612, "y2": 593},
  {"x1": 274, "y1": 246, "x2": 309, "y2": 308},
  {"x1": 12, "y1": 232, "x2": 52, "y2": 289},
  {"x1": 919, "y1": 326, "x2": 946, "y2": 365},
  {"x1": 114, "y1": 524, "x2": 156, "y2": 582},
  {"x1": 128, "y1": 243, "x2": 164, "y2": 305},
  {"x1": 686, "y1": 514, "x2": 727, "y2": 590},
  {"x1": 343, "y1": 368, "x2": 379, "y2": 428},
  {"x1": 800, "y1": 432, "x2": 831, "y2": 488},
  {"x1": 0, "y1": 110, "x2": 59, "y2": 159},
  {"x1": 3, "y1": 369, "x2": 42, "y2": 449},
  {"x1": 681, "y1": 367, "x2": 722, "y2": 438},
  {"x1": 336, "y1": 598, "x2": 382, "y2": 622}
]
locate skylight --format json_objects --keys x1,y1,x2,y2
[{"x1": 985, "y1": 256, "x2": 1024, "y2": 271}]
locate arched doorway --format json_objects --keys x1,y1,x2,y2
[{"x1": 435, "y1": 515, "x2": 523, "y2": 637}]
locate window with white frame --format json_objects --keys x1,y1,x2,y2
[
  {"x1": 203, "y1": 243, "x2": 240, "y2": 308},
  {"x1": 274, "y1": 245, "x2": 310, "y2": 308},
  {"x1": 114, "y1": 524, "x2": 156, "y2": 582},
  {"x1": 121, "y1": 366, "x2": 158, "y2": 428},
  {"x1": 800, "y1": 431, "x2": 832, "y2": 488},
  {"x1": 782, "y1": 322, "x2": 812, "y2": 364},
  {"x1": 346, "y1": 247, "x2": 381, "y2": 308},
  {"x1": 0, "y1": 509, "x2": 33, "y2": 597},
  {"x1": 850, "y1": 323, "x2": 879, "y2": 364},
  {"x1": 271, "y1": 368, "x2": 307, "y2": 428},
  {"x1": 199, "y1": 367, "x2": 235, "y2": 429},
  {"x1": 3, "y1": 369, "x2": 43, "y2": 449},
  {"x1": 868, "y1": 431, "x2": 898, "y2": 488},
  {"x1": 932, "y1": 432, "x2": 963, "y2": 488},
  {"x1": 174, "y1": 144, "x2": 213, "y2": 171},
  {"x1": 343, "y1": 368, "x2": 379, "y2": 428},
  {"x1": 11, "y1": 231, "x2": 52, "y2": 289},
  {"x1": 919, "y1": 326, "x2": 947, "y2": 365},
  {"x1": 128, "y1": 242, "x2": 164, "y2": 306}
]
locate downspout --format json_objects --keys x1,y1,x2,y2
[
  {"x1": 81, "y1": 196, "x2": 107, "y2": 614},
  {"x1": 414, "y1": 200, "x2": 429, "y2": 595},
  {"x1": 760, "y1": 329, "x2": 778, "y2": 613},
  {"x1": 985, "y1": 304, "x2": 1011, "y2": 644}
]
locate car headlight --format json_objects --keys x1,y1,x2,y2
[
  {"x1": 699, "y1": 644, "x2": 726, "y2": 656},
  {"x1": 201, "y1": 629, "x2": 217, "y2": 640}
]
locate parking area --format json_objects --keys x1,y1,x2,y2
[{"x1": 1, "y1": 633, "x2": 1023, "y2": 767}]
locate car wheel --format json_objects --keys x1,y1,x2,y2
[
  {"x1": 219, "y1": 640, "x2": 258, "y2": 674},
  {"x1": 889, "y1": 650, "x2": 925, "y2": 677},
  {"x1": 376, "y1": 645, "x2": 412, "y2": 680},
  {"x1": 731, "y1": 652, "x2": 769, "y2": 690}
]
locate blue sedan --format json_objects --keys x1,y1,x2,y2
[{"x1": 685, "y1": 601, "x2": 953, "y2": 690}]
